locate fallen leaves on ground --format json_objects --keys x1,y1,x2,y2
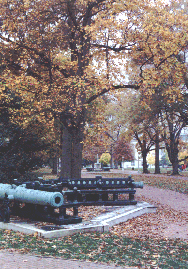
[
  {"x1": 0, "y1": 171, "x2": 187, "y2": 268},
  {"x1": 110, "y1": 202, "x2": 188, "y2": 241},
  {"x1": 0, "y1": 230, "x2": 187, "y2": 269}
]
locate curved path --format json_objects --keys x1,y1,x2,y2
[{"x1": 136, "y1": 185, "x2": 188, "y2": 213}]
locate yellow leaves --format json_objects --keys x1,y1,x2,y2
[
  {"x1": 0, "y1": 0, "x2": 188, "y2": 133},
  {"x1": 99, "y1": 152, "x2": 111, "y2": 165},
  {"x1": 179, "y1": 150, "x2": 188, "y2": 164},
  {"x1": 147, "y1": 152, "x2": 155, "y2": 165},
  {"x1": 33, "y1": 232, "x2": 38, "y2": 237},
  {"x1": 129, "y1": 1, "x2": 188, "y2": 87}
]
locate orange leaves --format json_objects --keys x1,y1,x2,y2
[
  {"x1": 1, "y1": 0, "x2": 187, "y2": 135},
  {"x1": 128, "y1": 1, "x2": 188, "y2": 88}
]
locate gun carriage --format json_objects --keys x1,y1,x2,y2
[{"x1": 0, "y1": 175, "x2": 143, "y2": 225}]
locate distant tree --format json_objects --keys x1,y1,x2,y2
[
  {"x1": 178, "y1": 140, "x2": 188, "y2": 165},
  {"x1": 158, "y1": 85, "x2": 188, "y2": 175},
  {"x1": 113, "y1": 136, "x2": 134, "y2": 163},
  {"x1": 147, "y1": 152, "x2": 155, "y2": 166},
  {"x1": 159, "y1": 152, "x2": 171, "y2": 168},
  {"x1": 82, "y1": 138, "x2": 106, "y2": 166},
  {"x1": 99, "y1": 152, "x2": 111, "y2": 166},
  {"x1": 82, "y1": 97, "x2": 109, "y2": 165}
]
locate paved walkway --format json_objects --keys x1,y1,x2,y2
[
  {"x1": 0, "y1": 251, "x2": 136, "y2": 269},
  {"x1": 136, "y1": 185, "x2": 188, "y2": 213}
]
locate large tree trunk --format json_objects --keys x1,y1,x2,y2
[
  {"x1": 142, "y1": 150, "x2": 149, "y2": 173},
  {"x1": 169, "y1": 150, "x2": 179, "y2": 175},
  {"x1": 60, "y1": 126, "x2": 72, "y2": 179},
  {"x1": 165, "y1": 122, "x2": 180, "y2": 175},
  {"x1": 60, "y1": 125, "x2": 84, "y2": 179},
  {"x1": 172, "y1": 156, "x2": 179, "y2": 175},
  {"x1": 71, "y1": 128, "x2": 84, "y2": 178},
  {"x1": 166, "y1": 141, "x2": 179, "y2": 175},
  {"x1": 155, "y1": 135, "x2": 160, "y2": 174},
  {"x1": 142, "y1": 140, "x2": 149, "y2": 173}
]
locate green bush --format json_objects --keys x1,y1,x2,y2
[{"x1": 99, "y1": 152, "x2": 111, "y2": 166}]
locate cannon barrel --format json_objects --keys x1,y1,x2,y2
[
  {"x1": 0, "y1": 183, "x2": 64, "y2": 207},
  {"x1": 130, "y1": 181, "x2": 144, "y2": 189}
]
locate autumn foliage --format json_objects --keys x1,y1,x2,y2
[
  {"x1": 0, "y1": 0, "x2": 188, "y2": 177},
  {"x1": 113, "y1": 137, "x2": 134, "y2": 162}
]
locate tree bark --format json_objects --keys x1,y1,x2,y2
[
  {"x1": 164, "y1": 121, "x2": 180, "y2": 175},
  {"x1": 142, "y1": 140, "x2": 149, "y2": 173},
  {"x1": 172, "y1": 156, "x2": 179, "y2": 175},
  {"x1": 60, "y1": 126, "x2": 72, "y2": 179},
  {"x1": 142, "y1": 150, "x2": 149, "y2": 173},
  {"x1": 155, "y1": 135, "x2": 160, "y2": 174},
  {"x1": 60, "y1": 125, "x2": 84, "y2": 179},
  {"x1": 52, "y1": 158, "x2": 58, "y2": 174},
  {"x1": 166, "y1": 141, "x2": 179, "y2": 175},
  {"x1": 71, "y1": 128, "x2": 84, "y2": 178}
]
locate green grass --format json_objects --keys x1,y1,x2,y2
[
  {"x1": 0, "y1": 230, "x2": 187, "y2": 268},
  {"x1": 133, "y1": 174, "x2": 188, "y2": 195},
  {"x1": 82, "y1": 171, "x2": 188, "y2": 195}
]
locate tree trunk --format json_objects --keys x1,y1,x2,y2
[
  {"x1": 52, "y1": 158, "x2": 58, "y2": 174},
  {"x1": 166, "y1": 143, "x2": 179, "y2": 175},
  {"x1": 110, "y1": 144, "x2": 113, "y2": 168},
  {"x1": 52, "y1": 115, "x2": 60, "y2": 175},
  {"x1": 142, "y1": 150, "x2": 149, "y2": 173},
  {"x1": 172, "y1": 156, "x2": 179, "y2": 175},
  {"x1": 71, "y1": 128, "x2": 84, "y2": 178},
  {"x1": 60, "y1": 125, "x2": 84, "y2": 179},
  {"x1": 155, "y1": 136, "x2": 160, "y2": 174},
  {"x1": 60, "y1": 126, "x2": 72, "y2": 179},
  {"x1": 165, "y1": 129, "x2": 179, "y2": 175},
  {"x1": 114, "y1": 160, "x2": 118, "y2": 169},
  {"x1": 142, "y1": 140, "x2": 149, "y2": 173}
]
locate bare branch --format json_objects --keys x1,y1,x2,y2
[
  {"x1": 86, "y1": 84, "x2": 140, "y2": 104},
  {"x1": 91, "y1": 43, "x2": 133, "y2": 52}
]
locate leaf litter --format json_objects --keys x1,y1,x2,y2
[{"x1": 0, "y1": 172, "x2": 187, "y2": 268}]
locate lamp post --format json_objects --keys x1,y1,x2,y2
[
  {"x1": 138, "y1": 156, "x2": 139, "y2": 173},
  {"x1": 137, "y1": 149, "x2": 140, "y2": 173},
  {"x1": 122, "y1": 156, "x2": 124, "y2": 170}
]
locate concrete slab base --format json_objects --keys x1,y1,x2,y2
[{"x1": 0, "y1": 202, "x2": 156, "y2": 238}]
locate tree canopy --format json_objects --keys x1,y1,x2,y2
[
  {"x1": 1, "y1": 0, "x2": 188, "y2": 178},
  {"x1": 0, "y1": 88, "x2": 51, "y2": 182}
]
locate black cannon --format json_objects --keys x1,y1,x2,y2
[{"x1": 0, "y1": 175, "x2": 143, "y2": 225}]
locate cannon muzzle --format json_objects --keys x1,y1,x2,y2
[
  {"x1": 0, "y1": 184, "x2": 64, "y2": 207},
  {"x1": 130, "y1": 181, "x2": 144, "y2": 188}
]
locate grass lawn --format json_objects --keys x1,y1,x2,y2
[
  {"x1": 113, "y1": 173, "x2": 188, "y2": 195},
  {"x1": 133, "y1": 174, "x2": 188, "y2": 195},
  {"x1": 0, "y1": 230, "x2": 187, "y2": 269},
  {"x1": 82, "y1": 171, "x2": 188, "y2": 195}
]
